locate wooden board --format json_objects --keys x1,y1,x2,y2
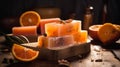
[{"x1": 38, "y1": 42, "x2": 90, "y2": 61}]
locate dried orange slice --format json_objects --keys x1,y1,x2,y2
[
  {"x1": 12, "y1": 44, "x2": 39, "y2": 62},
  {"x1": 20, "y1": 11, "x2": 41, "y2": 26},
  {"x1": 98, "y1": 23, "x2": 120, "y2": 44}
]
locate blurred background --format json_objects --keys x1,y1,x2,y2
[{"x1": 0, "y1": 0, "x2": 119, "y2": 34}]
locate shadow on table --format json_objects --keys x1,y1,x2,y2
[{"x1": 91, "y1": 40, "x2": 120, "y2": 50}]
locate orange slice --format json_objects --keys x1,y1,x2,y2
[
  {"x1": 98, "y1": 23, "x2": 120, "y2": 44},
  {"x1": 20, "y1": 11, "x2": 41, "y2": 26},
  {"x1": 12, "y1": 44, "x2": 39, "y2": 62}
]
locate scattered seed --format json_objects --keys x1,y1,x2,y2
[
  {"x1": 95, "y1": 59, "x2": 103, "y2": 62},
  {"x1": 91, "y1": 59, "x2": 94, "y2": 62},
  {"x1": 2, "y1": 58, "x2": 8, "y2": 64}
]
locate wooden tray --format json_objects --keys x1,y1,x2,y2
[
  {"x1": 14, "y1": 34, "x2": 91, "y2": 61},
  {"x1": 38, "y1": 41, "x2": 91, "y2": 61},
  {"x1": 4, "y1": 34, "x2": 91, "y2": 61}
]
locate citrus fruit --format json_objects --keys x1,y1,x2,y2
[
  {"x1": 12, "y1": 44, "x2": 39, "y2": 62},
  {"x1": 114, "y1": 24, "x2": 120, "y2": 32},
  {"x1": 20, "y1": 11, "x2": 41, "y2": 26},
  {"x1": 89, "y1": 25, "x2": 102, "y2": 41},
  {"x1": 98, "y1": 23, "x2": 120, "y2": 44}
]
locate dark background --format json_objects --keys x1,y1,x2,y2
[{"x1": 0, "y1": 0, "x2": 119, "y2": 33}]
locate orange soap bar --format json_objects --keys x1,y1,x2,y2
[
  {"x1": 38, "y1": 18, "x2": 61, "y2": 35},
  {"x1": 73, "y1": 30, "x2": 88, "y2": 43},
  {"x1": 38, "y1": 35, "x2": 44, "y2": 47},
  {"x1": 59, "y1": 21, "x2": 81, "y2": 36},
  {"x1": 43, "y1": 35, "x2": 75, "y2": 48},
  {"x1": 45, "y1": 20, "x2": 81, "y2": 37},
  {"x1": 45, "y1": 23, "x2": 59, "y2": 37},
  {"x1": 12, "y1": 26, "x2": 37, "y2": 36},
  {"x1": 79, "y1": 30, "x2": 88, "y2": 43}
]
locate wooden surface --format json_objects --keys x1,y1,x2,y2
[
  {"x1": 71, "y1": 44, "x2": 120, "y2": 67},
  {"x1": 0, "y1": 43, "x2": 120, "y2": 67}
]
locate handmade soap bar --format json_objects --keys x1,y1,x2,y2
[
  {"x1": 73, "y1": 30, "x2": 88, "y2": 43},
  {"x1": 59, "y1": 21, "x2": 81, "y2": 36},
  {"x1": 45, "y1": 20, "x2": 81, "y2": 37},
  {"x1": 43, "y1": 35, "x2": 75, "y2": 48},
  {"x1": 38, "y1": 35, "x2": 44, "y2": 47},
  {"x1": 12, "y1": 26, "x2": 37, "y2": 36},
  {"x1": 80, "y1": 30, "x2": 88, "y2": 43},
  {"x1": 45, "y1": 23, "x2": 59, "y2": 37},
  {"x1": 38, "y1": 18, "x2": 61, "y2": 35}
]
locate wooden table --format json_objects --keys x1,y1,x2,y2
[
  {"x1": 71, "y1": 44, "x2": 120, "y2": 67},
  {"x1": 0, "y1": 42, "x2": 120, "y2": 67}
]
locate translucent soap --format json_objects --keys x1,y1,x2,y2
[
  {"x1": 38, "y1": 18, "x2": 61, "y2": 35},
  {"x1": 45, "y1": 20, "x2": 81, "y2": 37},
  {"x1": 43, "y1": 35, "x2": 75, "y2": 48},
  {"x1": 73, "y1": 30, "x2": 88, "y2": 44}
]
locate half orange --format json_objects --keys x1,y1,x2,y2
[
  {"x1": 20, "y1": 11, "x2": 41, "y2": 26},
  {"x1": 89, "y1": 25, "x2": 102, "y2": 41},
  {"x1": 12, "y1": 44, "x2": 39, "y2": 62},
  {"x1": 98, "y1": 23, "x2": 120, "y2": 44}
]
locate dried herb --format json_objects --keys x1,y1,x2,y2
[{"x1": 0, "y1": 31, "x2": 24, "y2": 48}]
